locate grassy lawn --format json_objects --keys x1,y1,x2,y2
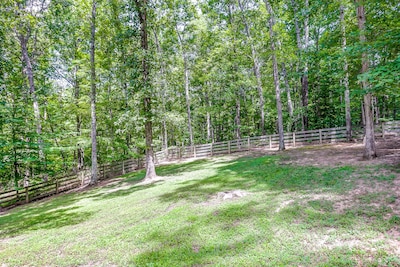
[{"x1": 0, "y1": 154, "x2": 399, "y2": 266}]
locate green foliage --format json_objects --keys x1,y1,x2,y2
[{"x1": 0, "y1": 0, "x2": 398, "y2": 188}]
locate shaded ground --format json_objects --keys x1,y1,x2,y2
[
  {"x1": 1, "y1": 137, "x2": 400, "y2": 266},
  {"x1": 279, "y1": 136, "x2": 400, "y2": 167}
]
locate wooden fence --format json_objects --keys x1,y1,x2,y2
[
  {"x1": 155, "y1": 127, "x2": 348, "y2": 162},
  {"x1": 0, "y1": 158, "x2": 142, "y2": 210},
  {"x1": 1, "y1": 121, "x2": 399, "y2": 210}
]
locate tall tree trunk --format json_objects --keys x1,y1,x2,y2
[
  {"x1": 153, "y1": 29, "x2": 168, "y2": 152},
  {"x1": 281, "y1": 63, "x2": 294, "y2": 123},
  {"x1": 19, "y1": 34, "x2": 46, "y2": 180},
  {"x1": 355, "y1": 0, "x2": 376, "y2": 159},
  {"x1": 228, "y1": 4, "x2": 242, "y2": 140},
  {"x1": 176, "y1": 28, "x2": 194, "y2": 146},
  {"x1": 235, "y1": 94, "x2": 242, "y2": 140},
  {"x1": 237, "y1": 0, "x2": 265, "y2": 135},
  {"x1": 135, "y1": 0, "x2": 157, "y2": 179},
  {"x1": 340, "y1": 5, "x2": 352, "y2": 141},
  {"x1": 184, "y1": 57, "x2": 194, "y2": 146},
  {"x1": 291, "y1": 0, "x2": 309, "y2": 130},
  {"x1": 265, "y1": 0, "x2": 285, "y2": 151},
  {"x1": 205, "y1": 89, "x2": 212, "y2": 142},
  {"x1": 89, "y1": 0, "x2": 98, "y2": 184},
  {"x1": 73, "y1": 63, "x2": 84, "y2": 170}
]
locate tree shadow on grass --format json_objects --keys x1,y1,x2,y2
[
  {"x1": 158, "y1": 155, "x2": 356, "y2": 204},
  {"x1": 86, "y1": 159, "x2": 211, "y2": 202},
  {"x1": 131, "y1": 202, "x2": 266, "y2": 266},
  {"x1": 89, "y1": 182, "x2": 159, "y2": 201},
  {"x1": 155, "y1": 159, "x2": 210, "y2": 176},
  {"x1": 0, "y1": 193, "x2": 94, "y2": 238}
]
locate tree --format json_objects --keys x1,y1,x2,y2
[
  {"x1": 340, "y1": 4, "x2": 352, "y2": 141},
  {"x1": 237, "y1": 0, "x2": 266, "y2": 135},
  {"x1": 134, "y1": 0, "x2": 157, "y2": 180},
  {"x1": 264, "y1": 0, "x2": 285, "y2": 150},
  {"x1": 355, "y1": 0, "x2": 376, "y2": 159},
  {"x1": 89, "y1": 0, "x2": 99, "y2": 184},
  {"x1": 15, "y1": 0, "x2": 47, "y2": 182}
]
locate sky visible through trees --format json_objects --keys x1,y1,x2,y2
[{"x1": 0, "y1": 0, "x2": 399, "y2": 189}]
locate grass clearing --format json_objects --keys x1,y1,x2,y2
[{"x1": 1, "y1": 153, "x2": 400, "y2": 266}]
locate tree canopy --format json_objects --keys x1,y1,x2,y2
[{"x1": 1, "y1": 0, "x2": 398, "y2": 189}]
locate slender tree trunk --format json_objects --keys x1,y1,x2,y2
[
  {"x1": 355, "y1": 0, "x2": 376, "y2": 159},
  {"x1": 291, "y1": 0, "x2": 309, "y2": 130},
  {"x1": 235, "y1": 94, "x2": 242, "y2": 140},
  {"x1": 302, "y1": 0, "x2": 309, "y2": 130},
  {"x1": 153, "y1": 29, "x2": 168, "y2": 152},
  {"x1": 265, "y1": 0, "x2": 285, "y2": 150},
  {"x1": 176, "y1": 28, "x2": 194, "y2": 146},
  {"x1": 135, "y1": 0, "x2": 157, "y2": 179},
  {"x1": 340, "y1": 5, "x2": 352, "y2": 141},
  {"x1": 281, "y1": 63, "x2": 294, "y2": 118},
  {"x1": 228, "y1": 4, "x2": 242, "y2": 140},
  {"x1": 19, "y1": 34, "x2": 46, "y2": 180},
  {"x1": 73, "y1": 64, "x2": 84, "y2": 170},
  {"x1": 184, "y1": 57, "x2": 194, "y2": 146},
  {"x1": 237, "y1": 0, "x2": 265, "y2": 135},
  {"x1": 89, "y1": 0, "x2": 98, "y2": 184},
  {"x1": 205, "y1": 90, "x2": 212, "y2": 142}
]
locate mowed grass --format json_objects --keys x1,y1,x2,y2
[{"x1": 0, "y1": 154, "x2": 399, "y2": 266}]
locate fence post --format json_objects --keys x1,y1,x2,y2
[
  {"x1": 25, "y1": 187, "x2": 29, "y2": 203},
  {"x1": 193, "y1": 145, "x2": 197, "y2": 158},
  {"x1": 56, "y1": 180, "x2": 59, "y2": 194},
  {"x1": 319, "y1": 129, "x2": 322, "y2": 144},
  {"x1": 210, "y1": 143, "x2": 213, "y2": 157},
  {"x1": 382, "y1": 123, "x2": 385, "y2": 139},
  {"x1": 293, "y1": 132, "x2": 296, "y2": 147},
  {"x1": 102, "y1": 165, "x2": 105, "y2": 179},
  {"x1": 248, "y1": 137, "x2": 250, "y2": 151},
  {"x1": 122, "y1": 161, "x2": 125, "y2": 175},
  {"x1": 269, "y1": 136, "x2": 272, "y2": 149},
  {"x1": 332, "y1": 129, "x2": 336, "y2": 143},
  {"x1": 228, "y1": 140, "x2": 231, "y2": 154}
]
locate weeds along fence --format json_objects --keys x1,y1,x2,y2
[{"x1": 1, "y1": 121, "x2": 399, "y2": 210}]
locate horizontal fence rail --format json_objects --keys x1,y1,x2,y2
[{"x1": 1, "y1": 121, "x2": 399, "y2": 210}]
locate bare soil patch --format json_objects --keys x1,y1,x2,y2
[{"x1": 279, "y1": 136, "x2": 400, "y2": 167}]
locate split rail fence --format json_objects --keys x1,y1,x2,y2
[{"x1": 1, "y1": 121, "x2": 399, "y2": 210}]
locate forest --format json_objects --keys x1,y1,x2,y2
[{"x1": 0, "y1": 0, "x2": 399, "y2": 190}]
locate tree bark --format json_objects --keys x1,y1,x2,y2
[
  {"x1": 153, "y1": 29, "x2": 168, "y2": 152},
  {"x1": 18, "y1": 33, "x2": 46, "y2": 180},
  {"x1": 89, "y1": 0, "x2": 98, "y2": 184},
  {"x1": 340, "y1": 5, "x2": 352, "y2": 141},
  {"x1": 228, "y1": 3, "x2": 242, "y2": 140},
  {"x1": 184, "y1": 57, "x2": 194, "y2": 146},
  {"x1": 73, "y1": 55, "x2": 84, "y2": 170},
  {"x1": 135, "y1": 0, "x2": 157, "y2": 179},
  {"x1": 355, "y1": 0, "x2": 376, "y2": 159},
  {"x1": 281, "y1": 63, "x2": 294, "y2": 119},
  {"x1": 176, "y1": 27, "x2": 194, "y2": 146},
  {"x1": 265, "y1": 0, "x2": 285, "y2": 151},
  {"x1": 291, "y1": 0, "x2": 309, "y2": 130},
  {"x1": 237, "y1": 0, "x2": 265, "y2": 135}
]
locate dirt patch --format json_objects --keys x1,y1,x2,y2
[
  {"x1": 278, "y1": 136, "x2": 400, "y2": 167},
  {"x1": 216, "y1": 190, "x2": 248, "y2": 201}
]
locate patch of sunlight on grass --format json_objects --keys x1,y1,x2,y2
[{"x1": 1, "y1": 154, "x2": 399, "y2": 266}]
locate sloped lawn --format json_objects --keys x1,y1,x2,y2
[{"x1": 1, "y1": 153, "x2": 399, "y2": 266}]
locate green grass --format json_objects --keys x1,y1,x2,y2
[{"x1": 0, "y1": 154, "x2": 399, "y2": 266}]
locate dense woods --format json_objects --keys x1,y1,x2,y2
[{"x1": 0, "y1": 0, "x2": 399, "y2": 189}]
